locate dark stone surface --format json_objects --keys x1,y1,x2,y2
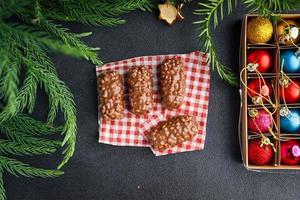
[{"x1": 6, "y1": 1, "x2": 300, "y2": 200}]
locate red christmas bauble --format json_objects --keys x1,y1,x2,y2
[
  {"x1": 279, "y1": 79, "x2": 300, "y2": 104},
  {"x1": 247, "y1": 50, "x2": 272, "y2": 73},
  {"x1": 248, "y1": 79, "x2": 272, "y2": 103},
  {"x1": 248, "y1": 139, "x2": 273, "y2": 165},
  {"x1": 248, "y1": 109, "x2": 273, "y2": 133},
  {"x1": 281, "y1": 140, "x2": 300, "y2": 165}
]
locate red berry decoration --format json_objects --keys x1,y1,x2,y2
[
  {"x1": 248, "y1": 79, "x2": 272, "y2": 103},
  {"x1": 281, "y1": 140, "x2": 300, "y2": 165},
  {"x1": 247, "y1": 49, "x2": 272, "y2": 73},
  {"x1": 248, "y1": 109, "x2": 273, "y2": 133},
  {"x1": 279, "y1": 79, "x2": 300, "y2": 104},
  {"x1": 248, "y1": 138, "x2": 273, "y2": 165}
]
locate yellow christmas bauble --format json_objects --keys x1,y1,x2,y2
[
  {"x1": 277, "y1": 19, "x2": 300, "y2": 45},
  {"x1": 247, "y1": 17, "x2": 273, "y2": 44}
]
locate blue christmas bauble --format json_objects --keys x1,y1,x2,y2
[
  {"x1": 280, "y1": 109, "x2": 300, "y2": 133},
  {"x1": 280, "y1": 50, "x2": 300, "y2": 73}
]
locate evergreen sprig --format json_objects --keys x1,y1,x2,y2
[
  {"x1": 0, "y1": 0, "x2": 154, "y2": 199},
  {"x1": 194, "y1": 0, "x2": 238, "y2": 85},
  {"x1": 0, "y1": 156, "x2": 63, "y2": 178},
  {"x1": 0, "y1": 167, "x2": 5, "y2": 200},
  {"x1": 243, "y1": 0, "x2": 300, "y2": 16},
  {"x1": 0, "y1": 139, "x2": 57, "y2": 156},
  {"x1": 2, "y1": 114, "x2": 62, "y2": 136},
  {"x1": 194, "y1": 0, "x2": 300, "y2": 85},
  {"x1": 41, "y1": 0, "x2": 153, "y2": 26}
]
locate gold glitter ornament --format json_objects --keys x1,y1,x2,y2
[
  {"x1": 247, "y1": 17, "x2": 273, "y2": 44},
  {"x1": 277, "y1": 19, "x2": 300, "y2": 45}
]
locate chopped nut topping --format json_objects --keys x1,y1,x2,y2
[
  {"x1": 160, "y1": 57, "x2": 186, "y2": 109},
  {"x1": 128, "y1": 66, "x2": 154, "y2": 114},
  {"x1": 148, "y1": 116, "x2": 198, "y2": 150},
  {"x1": 98, "y1": 71, "x2": 124, "y2": 120}
]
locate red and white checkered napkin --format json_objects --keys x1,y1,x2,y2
[{"x1": 96, "y1": 51, "x2": 210, "y2": 155}]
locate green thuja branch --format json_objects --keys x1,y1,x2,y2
[
  {"x1": 41, "y1": 0, "x2": 154, "y2": 26},
  {"x1": 44, "y1": 5, "x2": 125, "y2": 26},
  {"x1": 0, "y1": 167, "x2": 5, "y2": 200},
  {"x1": 33, "y1": 0, "x2": 43, "y2": 24},
  {"x1": 0, "y1": 25, "x2": 76, "y2": 169},
  {"x1": 0, "y1": 0, "x2": 154, "y2": 199},
  {"x1": 1, "y1": 130, "x2": 61, "y2": 150},
  {"x1": 16, "y1": 67, "x2": 38, "y2": 113},
  {"x1": 3, "y1": 23, "x2": 97, "y2": 61},
  {"x1": 38, "y1": 20, "x2": 101, "y2": 64},
  {"x1": 10, "y1": 34, "x2": 77, "y2": 168},
  {"x1": 31, "y1": 66, "x2": 77, "y2": 169},
  {"x1": 0, "y1": 140, "x2": 57, "y2": 156},
  {"x1": 0, "y1": 45, "x2": 21, "y2": 121},
  {"x1": 17, "y1": 14, "x2": 101, "y2": 65},
  {"x1": 0, "y1": 115, "x2": 62, "y2": 147},
  {"x1": 73, "y1": 0, "x2": 154, "y2": 15},
  {"x1": 32, "y1": 19, "x2": 101, "y2": 65},
  {"x1": 194, "y1": 0, "x2": 238, "y2": 85},
  {"x1": 0, "y1": 156, "x2": 63, "y2": 178},
  {"x1": 0, "y1": 0, "x2": 30, "y2": 18},
  {"x1": 2, "y1": 114, "x2": 62, "y2": 136}
]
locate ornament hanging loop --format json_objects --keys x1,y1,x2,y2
[
  {"x1": 280, "y1": 107, "x2": 291, "y2": 117},
  {"x1": 176, "y1": 3, "x2": 184, "y2": 20},
  {"x1": 252, "y1": 96, "x2": 263, "y2": 105},
  {"x1": 248, "y1": 108, "x2": 258, "y2": 118},
  {"x1": 279, "y1": 76, "x2": 290, "y2": 88},
  {"x1": 260, "y1": 136, "x2": 277, "y2": 152},
  {"x1": 246, "y1": 63, "x2": 258, "y2": 72},
  {"x1": 279, "y1": 26, "x2": 299, "y2": 44}
]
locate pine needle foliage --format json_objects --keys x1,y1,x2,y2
[
  {"x1": 0, "y1": 156, "x2": 63, "y2": 178},
  {"x1": 0, "y1": 167, "x2": 5, "y2": 200},
  {"x1": 194, "y1": 0, "x2": 300, "y2": 85},
  {"x1": 243, "y1": 0, "x2": 300, "y2": 17},
  {"x1": 194, "y1": 0, "x2": 238, "y2": 85},
  {"x1": 0, "y1": 0, "x2": 154, "y2": 199}
]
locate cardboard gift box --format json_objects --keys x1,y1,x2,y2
[{"x1": 240, "y1": 14, "x2": 300, "y2": 171}]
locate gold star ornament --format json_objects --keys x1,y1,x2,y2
[{"x1": 158, "y1": 1, "x2": 184, "y2": 25}]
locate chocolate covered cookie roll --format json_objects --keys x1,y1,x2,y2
[
  {"x1": 128, "y1": 66, "x2": 153, "y2": 114},
  {"x1": 160, "y1": 57, "x2": 186, "y2": 109},
  {"x1": 98, "y1": 71, "x2": 124, "y2": 120},
  {"x1": 147, "y1": 116, "x2": 198, "y2": 151}
]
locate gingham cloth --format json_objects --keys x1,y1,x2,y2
[{"x1": 96, "y1": 51, "x2": 210, "y2": 155}]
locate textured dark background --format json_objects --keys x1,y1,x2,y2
[{"x1": 6, "y1": 1, "x2": 300, "y2": 200}]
